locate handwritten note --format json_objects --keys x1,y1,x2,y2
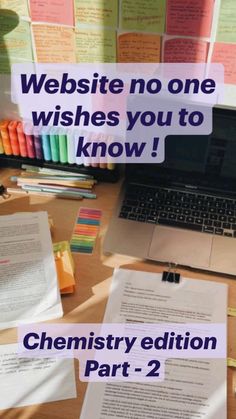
[
  {"x1": 118, "y1": 32, "x2": 161, "y2": 62},
  {"x1": 75, "y1": 29, "x2": 116, "y2": 62},
  {"x1": 0, "y1": 13, "x2": 33, "y2": 73},
  {"x1": 217, "y1": 0, "x2": 236, "y2": 42},
  {"x1": 166, "y1": 0, "x2": 214, "y2": 38},
  {"x1": 75, "y1": 0, "x2": 118, "y2": 28},
  {"x1": 32, "y1": 24, "x2": 76, "y2": 63},
  {"x1": 121, "y1": 0, "x2": 166, "y2": 32},
  {"x1": 0, "y1": 0, "x2": 29, "y2": 18},
  {"x1": 29, "y1": 0, "x2": 74, "y2": 26},
  {"x1": 164, "y1": 37, "x2": 209, "y2": 62},
  {"x1": 212, "y1": 42, "x2": 236, "y2": 84}
]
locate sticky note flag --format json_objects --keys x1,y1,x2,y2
[
  {"x1": 212, "y1": 43, "x2": 236, "y2": 85},
  {"x1": 0, "y1": 0, "x2": 29, "y2": 18},
  {"x1": 70, "y1": 208, "x2": 102, "y2": 254},
  {"x1": 166, "y1": 0, "x2": 214, "y2": 38},
  {"x1": 228, "y1": 307, "x2": 236, "y2": 317},
  {"x1": 75, "y1": 29, "x2": 116, "y2": 62},
  {"x1": 75, "y1": 0, "x2": 118, "y2": 28},
  {"x1": 217, "y1": 0, "x2": 236, "y2": 43},
  {"x1": 164, "y1": 37, "x2": 209, "y2": 63},
  {"x1": 118, "y1": 32, "x2": 161, "y2": 63},
  {"x1": 29, "y1": 0, "x2": 74, "y2": 26},
  {"x1": 32, "y1": 24, "x2": 76, "y2": 63},
  {"x1": 120, "y1": 0, "x2": 166, "y2": 33},
  {"x1": 0, "y1": 12, "x2": 33, "y2": 73}
]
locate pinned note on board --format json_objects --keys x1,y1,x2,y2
[
  {"x1": 212, "y1": 42, "x2": 236, "y2": 85},
  {"x1": 120, "y1": 0, "x2": 166, "y2": 33},
  {"x1": 118, "y1": 32, "x2": 161, "y2": 63},
  {"x1": 75, "y1": 28, "x2": 116, "y2": 63},
  {"x1": 29, "y1": 0, "x2": 74, "y2": 26},
  {"x1": 216, "y1": 0, "x2": 236, "y2": 43},
  {"x1": 163, "y1": 36, "x2": 209, "y2": 63},
  {"x1": 166, "y1": 0, "x2": 214, "y2": 38},
  {"x1": 32, "y1": 24, "x2": 76, "y2": 63},
  {"x1": 75, "y1": 0, "x2": 118, "y2": 28}
]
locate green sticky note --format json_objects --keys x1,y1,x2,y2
[
  {"x1": 0, "y1": 12, "x2": 33, "y2": 73},
  {"x1": 75, "y1": 0, "x2": 118, "y2": 28},
  {"x1": 121, "y1": 0, "x2": 166, "y2": 32},
  {"x1": 0, "y1": 0, "x2": 29, "y2": 18},
  {"x1": 217, "y1": 0, "x2": 236, "y2": 43},
  {"x1": 75, "y1": 28, "x2": 116, "y2": 62}
]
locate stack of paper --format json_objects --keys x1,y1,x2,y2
[{"x1": 0, "y1": 211, "x2": 63, "y2": 329}]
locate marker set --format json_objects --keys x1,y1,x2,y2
[
  {"x1": 70, "y1": 208, "x2": 102, "y2": 254},
  {"x1": 0, "y1": 120, "x2": 115, "y2": 169}
]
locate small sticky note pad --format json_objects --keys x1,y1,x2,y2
[{"x1": 70, "y1": 208, "x2": 102, "y2": 254}]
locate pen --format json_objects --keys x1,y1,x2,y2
[{"x1": 7, "y1": 187, "x2": 83, "y2": 200}]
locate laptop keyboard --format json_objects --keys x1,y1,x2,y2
[{"x1": 119, "y1": 184, "x2": 236, "y2": 238}]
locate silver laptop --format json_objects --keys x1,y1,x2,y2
[{"x1": 104, "y1": 107, "x2": 236, "y2": 276}]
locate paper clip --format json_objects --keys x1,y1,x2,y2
[{"x1": 162, "y1": 263, "x2": 180, "y2": 283}]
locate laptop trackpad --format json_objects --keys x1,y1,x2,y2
[{"x1": 149, "y1": 226, "x2": 212, "y2": 268}]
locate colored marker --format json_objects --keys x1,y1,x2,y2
[
  {"x1": 33, "y1": 126, "x2": 43, "y2": 160},
  {"x1": 41, "y1": 127, "x2": 52, "y2": 161},
  {"x1": 0, "y1": 120, "x2": 12, "y2": 155},
  {"x1": 8, "y1": 120, "x2": 20, "y2": 156},
  {"x1": 49, "y1": 127, "x2": 60, "y2": 162},
  {"x1": 58, "y1": 130, "x2": 68, "y2": 163},
  {"x1": 17, "y1": 122, "x2": 28, "y2": 157},
  {"x1": 24, "y1": 123, "x2": 35, "y2": 158}
]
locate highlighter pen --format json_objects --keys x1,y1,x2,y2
[
  {"x1": 49, "y1": 127, "x2": 60, "y2": 162},
  {"x1": 17, "y1": 122, "x2": 28, "y2": 157},
  {"x1": 33, "y1": 126, "x2": 43, "y2": 160},
  {"x1": 8, "y1": 121, "x2": 20, "y2": 155},
  {"x1": 67, "y1": 129, "x2": 76, "y2": 164},
  {"x1": 58, "y1": 129, "x2": 68, "y2": 163},
  {"x1": 0, "y1": 131, "x2": 4, "y2": 154},
  {"x1": 0, "y1": 120, "x2": 12, "y2": 155},
  {"x1": 24, "y1": 123, "x2": 36, "y2": 158},
  {"x1": 41, "y1": 127, "x2": 52, "y2": 161}
]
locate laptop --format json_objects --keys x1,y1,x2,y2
[{"x1": 104, "y1": 107, "x2": 236, "y2": 276}]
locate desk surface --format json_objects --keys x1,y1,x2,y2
[{"x1": 0, "y1": 167, "x2": 236, "y2": 419}]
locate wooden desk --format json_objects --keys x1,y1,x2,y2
[{"x1": 0, "y1": 167, "x2": 236, "y2": 419}]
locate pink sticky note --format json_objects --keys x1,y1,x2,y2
[
  {"x1": 166, "y1": 0, "x2": 214, "y2": 38},
  {"x1": 212, "y1": 43, "x2": 236, "y2": 85},
  {"x1": 164, "y1": 38, "x2": 209, "y2": 63},
  {"x1": 30, "y1": 0, "x2": 74, "y2": 26}
]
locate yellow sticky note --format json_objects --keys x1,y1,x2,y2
[
  {"x1": 75, "y1": 0, "x2": 118, "y2": 28},
  {"x1": 121, "y1": 0, "x2": 166, "y2": 32},
  {"x1": 0, "y1": 0, "x2": 29, "y2": 18},
  {"x1": 228, "y1": 358, "x2": 236, "y2": 368},
  {"x1": 217, "y1": 0, "x2": 236, "y2": 43},
  {"x1": 75, "y1": 28, "x2": 116, "y2": 62},
  {"x1": 228, "y1": 307, "x2": 236, "y2": 317}
]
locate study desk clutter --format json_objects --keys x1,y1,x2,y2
[{"x1": 0, "y1": 167, "x2": 236, "y2": 419}]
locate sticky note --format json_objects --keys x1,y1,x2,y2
[
  {"x1": 227, "y1": 358, "x2": 236, "y2": 368},
  {"x1": 75, "y1": 29, "x2": 116, "y2": 62},
  {"x1": 228, "y1": 307, "x2": 236, "y2": 317},
  {"x1": 164, "y1": 37, "x2": 209, "y2": 63},
  {"x1": 70, "y1": 208, "x2": 102, "y2": 254},
  {"x1": 0, "y1": 13, "x2": 33, "y2": 73},
  {"x1": 29, "y1": 0, "x2": 74, "y2": 26},
  {"x1": 32, "y1": 24, "x2": 76, "y2": 63},
  {"x1": 212, "y1": 42, "x2": 236, "y2": 85},
  {"x1": 217, "y1": 0, "x2": 236, "y2": 43},
  {"x1": 120, "y1": 0, "x2": 166, "y2": 33},
  {"x1": 0, "y1": 0, "x2": 29, "y2": 18},
  {"x1": 118, "y1": 32, "x2": 161, "y2": 63},
  {"x1": 166, "y1": 0, "x2": 214, "y2": 38},
  {"x1": 75, "y1": 0, "x2": 118, "y2": 28}
]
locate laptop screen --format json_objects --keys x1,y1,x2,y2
[{"x1": 127, "y1": 108, "x2": 236, "y2": 193}]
